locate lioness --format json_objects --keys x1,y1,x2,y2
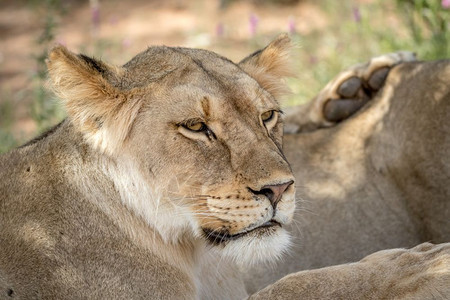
[{"x1": 0, "y1": 35, "x2": 449, "y2": 299}]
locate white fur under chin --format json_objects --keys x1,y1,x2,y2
[
  {"x1": 102, "y1": 156, "x2": 197, "y2": 244},
  {"x1": 219, "y1": 227, "x2": 291, "y2": 267}
]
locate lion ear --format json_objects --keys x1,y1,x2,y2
[
  {"x1": 238, "y1": 34, "x2": 295, "y2": 98},
  {"x1": 46, "y1": 45, "x2": 142, "y2": 155}
]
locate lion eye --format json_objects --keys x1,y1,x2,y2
[
  {"x1": 184, "y1": 122, "x2": 206, "y2": 132},
  {"x1": 261, "y1": 110, "x2": 275, "y2": 122}
]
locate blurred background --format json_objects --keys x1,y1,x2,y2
[{"x1": 0, "y1": 0, "x2": 449, "y2": 153}]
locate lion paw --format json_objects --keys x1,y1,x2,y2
[
  {"x1": 360, "y1": 242, "x2": 450, "y2": 299},
  {"x1": 249, "y1": 243, "x2": 450, "y2": 300},
  {"x1": 321, "y1": 51, "x2": 416, "y2": 123},
  {"x1": 284, "y1": 51, "x2": 416, "y2": 133}
]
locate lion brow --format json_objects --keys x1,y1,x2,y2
[{"x1": 201, "y1": 96, "x2": 211, "y2": 118}]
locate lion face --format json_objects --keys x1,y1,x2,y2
[{"x1": 47, "y1": 35, "x2": 295, "y2": 265}]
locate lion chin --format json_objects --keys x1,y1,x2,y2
[{"x1": 204, "y1": 225, "x2": 292, "y2": 267}]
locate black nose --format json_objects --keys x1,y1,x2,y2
[{"x1": 249, "y1": 180, "x2": 294, "y2": 209}]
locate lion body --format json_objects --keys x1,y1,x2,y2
[
  {"x1": 0, "y1": 37, "x2": 449, "y2": 299},
  {"x1": 246, "y1": 60, "x2": 450, "y2": 292}
]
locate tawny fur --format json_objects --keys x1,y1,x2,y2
[{"x1": 246, "y1": 55, "x2": 450, "y2": 295}]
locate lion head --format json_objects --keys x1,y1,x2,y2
[{"x1": 46, "y1": 35, "x2": 296, "y2": 265}]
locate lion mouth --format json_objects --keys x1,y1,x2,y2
[{"x1": 202, "y1": 220, "x2": 281, "y2": 244}]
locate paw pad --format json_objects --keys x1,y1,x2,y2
[{"x1": 322, "y1": 51, "x2": 416, "y2": 123}]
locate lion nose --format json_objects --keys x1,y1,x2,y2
[{"x1": 249, "y1": 180, "x2": 294, "y2": 209}]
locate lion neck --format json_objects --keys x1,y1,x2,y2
[
  {"x1": 46, "y1": 123, "x2": 199, "y2": 269},
  {"x1": 77, "y1": 152, "x2": 248, "y2": 298}
]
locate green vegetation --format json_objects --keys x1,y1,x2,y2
[
  {"x1": 0, "y1": 94, "x2": 17, "y2": 153},
  {"x1": 0, "y1": 0, "x2": 448, "y2": 153},
  {"x1": 284, "y1": 0, "x2": 449, "y2": 106},
  {"x1": 30, "y1": 0, "x2": 66, "y2": 133}
]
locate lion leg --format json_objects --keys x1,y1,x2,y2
[
  {"x1": 284, "y1": 51, "x2": 417, "y2": 133},
  {"x1": 248, "y1": 242, "x2": 450, "y2": 299}
]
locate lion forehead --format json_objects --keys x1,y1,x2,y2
[{"x1": 121, "y1": 46, "x2": 249, "y2": 90}]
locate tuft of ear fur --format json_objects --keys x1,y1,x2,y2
[
  {"x1": 46, "y1": 45, "x2": 142, "y2": 155},
  {"x1": 238, "y1": 34, "x2": 296, "y2": 99}
]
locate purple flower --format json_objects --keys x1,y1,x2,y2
[
  {"x1": 309, "y1": 55, "x2": 318, "y2": 65},
  {"x1": 122, "y1": 38, "x2": 131, "y2": 48},
  {"x1": 109, "y1": 15, "x2": 119, "y2": 26},
  {"x1": 92, "y1": 7, "x2": 100, "y2": 27},
  {"x1": 288, "y1": 17, "x2": 296, "y2": 34},
  {"x1": 216, "y1": 23, "x2": 224, "y2": 37},
  {"x1": 442, "y1": 0, "x2": 450, "y2": 9},
  {"x1": 249, "y1": 13, "x2": 259, "y2": 36},
  {"x1": 56, "y1": 38, "x2": 67, "y2": 46},
  {"x1": 90, "y1": 0, "x2": 100, "y2": 36},
  {"x1": 352, "y1": 6, "x2": 361, "y2": 23}
]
